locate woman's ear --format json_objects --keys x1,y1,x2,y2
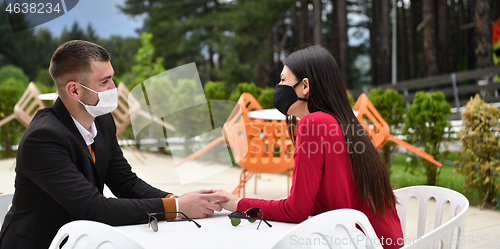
[{"x1": 301, "y1": 78, "x2": 309, "y2": 97}]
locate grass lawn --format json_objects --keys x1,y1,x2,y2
[{"x1": 389, "y1": 152, "x2": 483, "y2": 206}]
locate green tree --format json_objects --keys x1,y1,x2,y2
[
  {"x1": 204, "y1": 81, "x2": 226, "y2": 100},
  {"x1": 258, "y1": 87, "x2": 275, "y2": 109},
  {"x1": 129, "y1": 32, "x2": 165, "y2": 90},
  {"x1": 100, "y1": 36, "x2": 141, "y2": 82},
  {"x1": 0, "y1": 85, "x2": 23, "y2": 158},
  {"x1": 456, "y1": 94, "x2": 500, "y2": 206},
  {"x1": 60, "y1": 21, "x2": 87, "y2": 43},
  {"x1": 34, "y1": 68, "x2": 54, "y2": 87},
  {"x1": 229, "y1": 82, "x2": 262, "y2": 102},
  {"x1": 120, "y1": 0, "x2": 295, "y2": 90},
  {"x1": 368, "y1": 88, "x2": 405, "y2": 173},
  {"x1": 403, "y1": 91, "x2": 451, "y2": 185},
  {"x1": 0, "y1": 65, "x2": 29, "y2": 93}
]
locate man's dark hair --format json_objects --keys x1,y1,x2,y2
[{"x1": 49, "y1": 40, "x2": 110, "y2": 88}]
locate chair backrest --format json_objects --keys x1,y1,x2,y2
[
  {"x1": 112, "y1": 82, "x2": 142, "y2": 135},
  {"x1": 0, "y1": 193, "x2": 13, "y2": 226},
  {"x1": 13, "y1": 82, "x2": 47, "y2": 127},
  {"x1": 49, "y1": 220, "x2": 144, "y2": 249},
  {"x1": 228, "y1": 121, "x2": 294, "y2": 174},
  {"x1": 394, "y1": 186, "x2": 469, "y2": 249},
  {"x1": 237, "y1": 93, "x2": 263, "y2": 124},
  {"x1": 272, "y1": 209, "x2": 383, "y2": 249},
  {"x1": 352, "y1": 93, "x2": 390, "y2": 150}
]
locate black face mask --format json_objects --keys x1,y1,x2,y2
[{"x1": 273, "y1": 80, "x2": 308, "y2": 116}]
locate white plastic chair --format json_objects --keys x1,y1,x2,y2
[
  {"x1": 394, "y1": 186, "x2": 469, "y2": 249},
  {"x1": 0, "y1": 193, "x2": 13, "y2": 226},
  {"x1": 272, "y1": 209, "x2": 383, "y2": 249},
  {"x1": 49, "y1": 220, "x2": 144, "y2": 249}
]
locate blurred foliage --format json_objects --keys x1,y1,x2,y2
[
  {"x1": 368, "y1": 88, "x2": 406, "y2": 174},
  {"x1": 34, "y1": 68, "x2": 54, "y2": 87},
  {"x1": 403, "y1": 91, "x2": 452, "y2": 186},
  {"x1": 229, "y1": 82, "x2": 262, "y2": 102},
  {"x1": 130, "y1": 32, "x2": 166, "y2": 90},
  {"x1": 455, "y1": 94, "x2": 500, "y2": 207},
  {"x1": 258, "y1": 87, "x2": 275, "y2": 109},
  {"x1": 346, "y1": 90, "x2": 356, "y2": 107},
  {"x1": 0, "y1": 65, "x2": 29, "y2": 92},
  {"x1": 100, "y1": 36, "x2": 141, "y2": 81},
  {"x1": 204, "y1": 81, "x2": 226, "y2": 100},
  {"x1": 120, "y1": 0, "x2": 295, "y2": 90},
  {"x1": 0, "y1": 85, "x2": 23, "y2": 158}
]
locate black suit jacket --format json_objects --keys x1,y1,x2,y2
[{"x1": 0, "y1": 98, "x2": 169, "y2": 248}]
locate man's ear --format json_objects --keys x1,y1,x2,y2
[{"x1": 66, "y1": 81, "x2": 80, "y2": 101}]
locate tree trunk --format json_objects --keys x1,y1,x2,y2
[
  {"x1": 298, "y1": 0, "x2": 309, "y2": 46},
  {"x1": 423, "y1": 0, "x2": 439, "y2": 76},
  {"x1": 331, "y1": 1, "x2": 339, "y2": 61},
  {"x1": 312, "y1": 0, "x2": 323, "y2": 45},
  {"x1": 408, "y1": 0, "x2": 418, "y2": 79},
  {"x1": 467, "y1": 0, "x2": 475, "y2": 70},
  {"x1": 336, "y1": 0, "x2": 351, "y2": 88},
  {"x1": 400, "y1": 2, "x2": 410, "y2": 81},
  {"x1": 370, "y1": 0, "x2": 380, "y2": 85},
  {"x1": 448, "y1": 0, "x2": 458, "y2": 72},
  {"x1": 437, "y1": 0, "x2": 448, "y2": 73},
  {"x1": 475, "y1": 0, "x2": 493, "y2": 68},
  {"x1": 379, "y1": 0, "x2": 391, "y2": 84}
]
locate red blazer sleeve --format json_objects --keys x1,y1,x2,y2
[{"x1": 237, "y1": 113, "x2": 332, "y2": 223}]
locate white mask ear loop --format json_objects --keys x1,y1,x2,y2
[{"x1": 77, "y1": 82, "x2": 99, "y2": 94}]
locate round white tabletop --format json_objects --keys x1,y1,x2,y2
[
  {"x1": 248, "y1": 109, "x2": 358, "y2": 121},
  {"x1": 116, "y1": 211, "x2": 296, "y2": 249},
  {"x1": 39, "y1": 93, "x2": 58, "y2": 101},
  {"x1": 248, "y1": 109, "x2": 286, "y2": 120}
]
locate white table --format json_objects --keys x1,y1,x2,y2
[
  {"x1": 116, "y1": 211, "x2": 296, "y2": 249},
  {"x1": 38, "y1": 93, "x2": 58, "y2": 101},
  {"x1": 248, "y1": 109, "x2": 286, "y2": 120},
  {"x1": 248, "y1": 109, "x2": 359, "y2": 121}
]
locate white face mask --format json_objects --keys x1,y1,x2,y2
[{"x1": 76, "y1": 82, "x2": 118, "y2": 117}]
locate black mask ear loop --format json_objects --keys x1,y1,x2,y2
[{"x1": 294, "y1": 80, "x2": 308, "y2": 102}]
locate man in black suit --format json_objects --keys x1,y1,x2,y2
[{"x1": 0, "y1": 40, "x2": 228, "y2": 248}]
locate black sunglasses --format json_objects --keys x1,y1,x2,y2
[
  {"x1": 147, "y1": 212, "x2": 201, "y2": 232},
  {"x1": 228, "y1": 208, "x2": 272, "y2": 230}
]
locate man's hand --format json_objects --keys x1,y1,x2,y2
[
  {"x1": 213, "y1": 189, "x2": 241, "y2": 212},
  {"x1": 177, "y1": 189, "x2": 229, "y2": 219}
]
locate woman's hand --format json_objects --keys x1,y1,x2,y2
[{"x1": 213, "y1": 189, "x2": 242, "y2": 212}]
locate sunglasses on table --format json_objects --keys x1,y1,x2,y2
[
  {"x1": 228, "y1": 208, "x2": 272, "y2": 230},
  {"x1": 147, "y1": 212, "x2": 201, "y2": 232}
]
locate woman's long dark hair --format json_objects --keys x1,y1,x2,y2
[{"x1": 284, "y1": 46, "x2": 396, "y2": 216}]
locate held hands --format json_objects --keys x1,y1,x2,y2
[
  {"x1": 213, "y1": 189, "x2": 242, "y2": 212},
  {"x1": 177, "y1": 189, "x2": 228, "y2": 219}
]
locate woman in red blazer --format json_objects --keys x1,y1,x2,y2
[{"x1": 217, "y1": 46, "x2": 404, "y2": 249}]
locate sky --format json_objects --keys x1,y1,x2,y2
[{"x1": 2, "y1": 0, "x2": 145, "y2": 38}]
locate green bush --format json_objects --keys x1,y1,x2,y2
[
  {"x1": 0, "y1": 65, "x2": 29, "y2": 86},
  {"x1": 0, "y1": 85, "x2": 24, "y2": 158},
  {"x1": 403, "y1": 91, "x2": 452, "y2": 186},
  {"x1": 204, "y1": 81, "x2": 226, "y2": 100},
  {"x1": 258, "y1": 87, "x2": 274, "y2": 109},
  {"x1": 346, "y1": 90, "x2": 356, "y2": 107},
  {"x1": 129, "y1": 32, "x2": 165, "y2": 91},
  {"x1": 34, "y1": 68, "x2": 54, "y2": 87},
  {"x1": 456, "y1": 94, "x2": 500, "y2": 207},
  {"x1": 0, "y1": 77, "x2": 27, "y2": 93},
  {"x1": 229, "y1": 82, "x2": 262, "y2": 102},
  {"x1": 368, "y1": 88, "x2": 405, "y2": 174}
]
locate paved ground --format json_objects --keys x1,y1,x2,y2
[{"x1": 1, "y1": 148, "x2": 499, "y2": 248}]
